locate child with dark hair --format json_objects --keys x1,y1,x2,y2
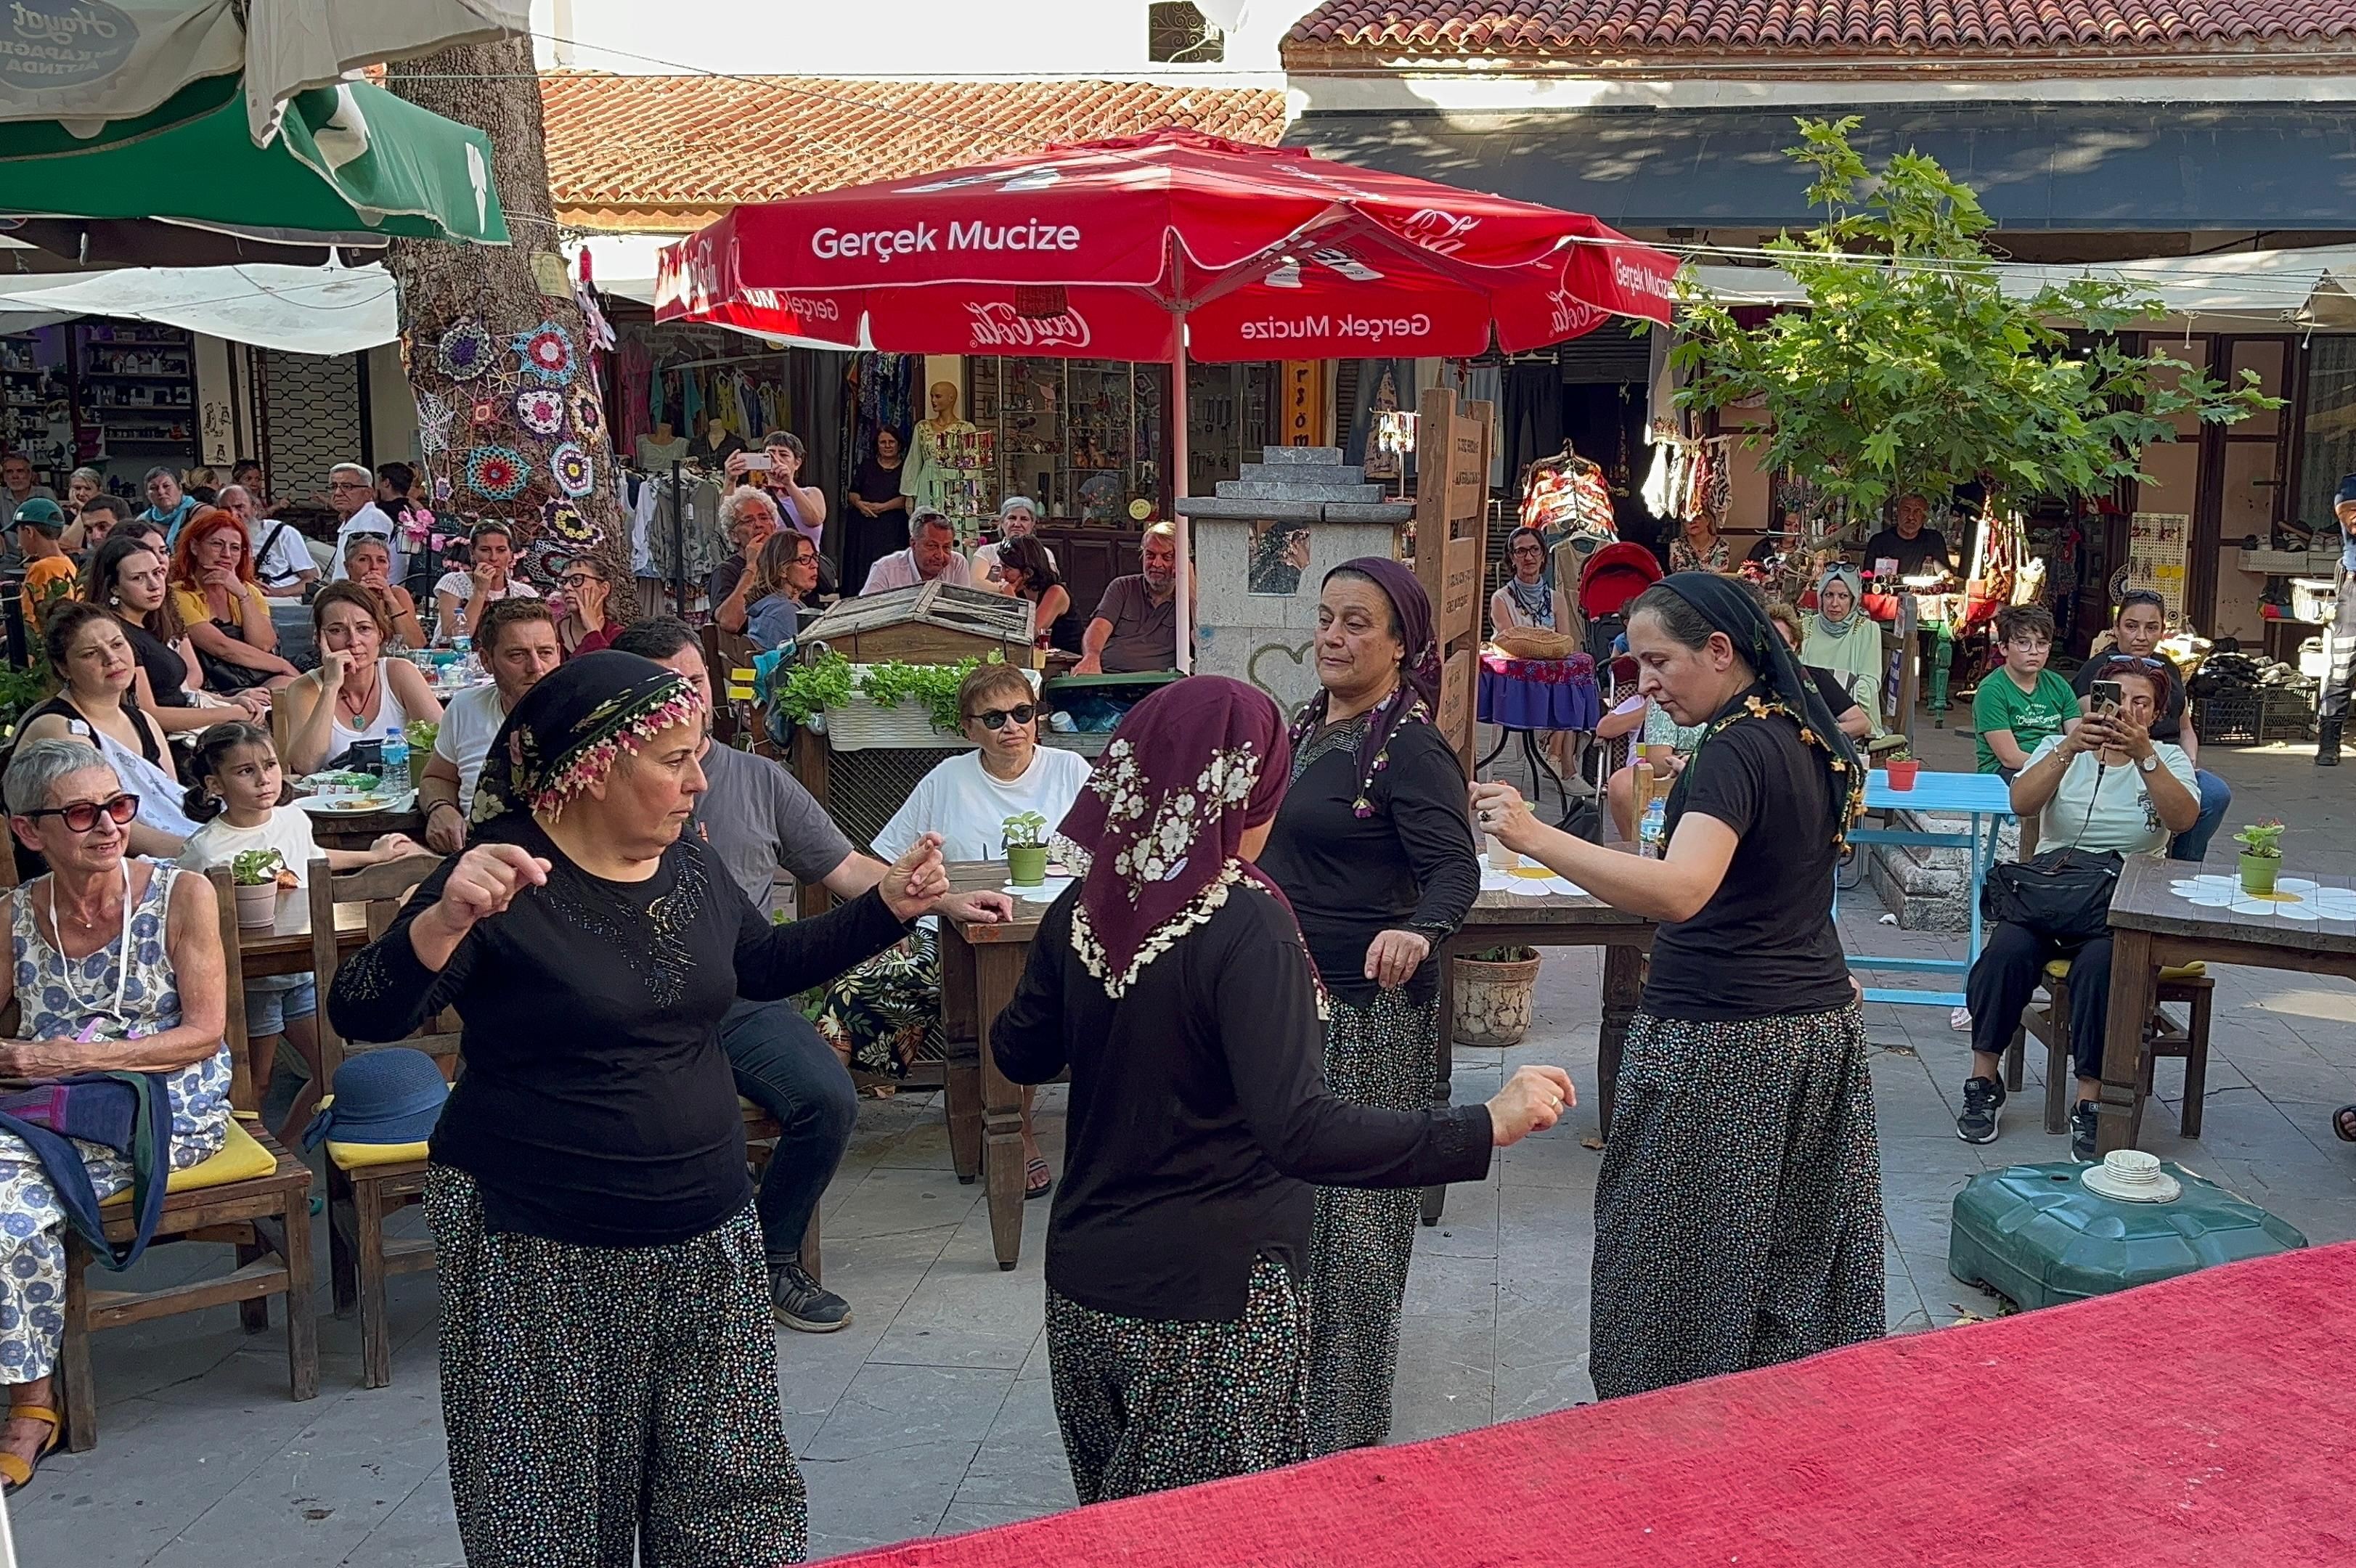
[{"x1": 1972, "y1": 602, "x2": 2076, "y2": 777}]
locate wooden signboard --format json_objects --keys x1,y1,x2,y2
[
  {"x1": 1281, "y1": 360, "x2": 1330, "y2": 446},
  {"x1": 1411, "y1": 389, "x2": 1495, "y2": 774}
]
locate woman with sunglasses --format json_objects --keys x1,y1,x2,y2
[
  {"x1": 553, "y1": 554, "x2": 622, "y2": 658},
  {"x1": 812, "y1": 663, "x2": 1090, "y2": 1199},
  {"x1": 15, "y1": 602, "x2": 198, "y2": 859},
  {"x1": 0, "y1": 738, "x2": 234, "y2": 1493}
]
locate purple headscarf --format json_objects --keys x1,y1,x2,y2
[{"x1": 1288, "y1": 556, "x2": 1442, "y2": 817}]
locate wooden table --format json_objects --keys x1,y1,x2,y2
[
  {"x1": 2097, "y1": 855, "x2": 2356, "y2": 1156},
  {"x1": 1424, "y1": 885, "x2": 1655, "y2": 1223},
  {"x1": 296, "y1": 798, "x2": 427, "y2": 853},
  {"x1": 935, "y1": 861, "x2": 1052, "y2": 1272},
  {"x1": 239, "y1": 890, "x2": 370, "y2": 979}
]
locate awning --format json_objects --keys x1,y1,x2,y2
[
  {"x1": 0, "y1": 263, "x2": 397, "y2": 354},
  {"x1": 1289, "y1": 105, "x2": 2356, "y2": 233}
]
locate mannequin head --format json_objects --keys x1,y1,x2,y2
[{"x1": 929, "y1": 381, "x2": 960, "y2": 422}]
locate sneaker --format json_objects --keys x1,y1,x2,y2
[
  {"x1": 2070, "y1": 1102, "x2": 2100, "y2": 1164},
  {"x1": 770, "y1": 1260, "x2": 852, "y2": 1334},
  {"x1": 1956, "y1": 1075, "x2": 2005, "y2": 1144}
]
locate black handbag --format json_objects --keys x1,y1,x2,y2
[{"x1": 1981, "y1": 846, "x2": 2122, "y2": 945}]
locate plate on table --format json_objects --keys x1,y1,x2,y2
[{"x1": 298, "y1": 789, "x2": 416, "y2": 817}]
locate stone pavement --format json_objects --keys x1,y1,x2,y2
[{"x1": 16, "y1": 726, "x2": 2355, "y2": 1566}]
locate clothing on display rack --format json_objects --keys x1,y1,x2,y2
[
  {"x1": 637, "y1": 471, "x2": 730, "y2": 596},
  {"x1": 1520, "y1": 444, "x2": 1616, "y2": 544},
  {"x1": 616, "y1": 338, "x2": 653, "y2": 452}
]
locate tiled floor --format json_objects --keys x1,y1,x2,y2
[{"x1": 17, "y1": 724, "x2": 2356, "y2": 1564}]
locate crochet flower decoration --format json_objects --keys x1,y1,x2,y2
[
  {"x1": 515, "y1": 387, "x2": 566, "y2": 436},
  {"x1": 550, "y1": 441, "x2": 595, "y2": 499},
  {"x1": 415, "y1": 391, "x2": 455, "y2": 456},
  {"x1": 470, "y1": 396, "x2": 500, "y2": 428},
  {"x1": 436, "y1": 319, "x2": 494, "y2": 381},
  {"x1": 513, "y1": 322, "x2": 577, "y2": 386},
  {"x1": 569, "y1": 393, "x2": 604, "y2": 439},
  {"x1": 542, "y1": 497, "x2": 596, "y2": 544},
  {"x1": 465, "y1": 446, "x2": 529, "y2": 502}
]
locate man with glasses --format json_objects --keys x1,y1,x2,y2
[
  {"x1": 2320, "y1": 473, "x2": 2356, "y2": 767},
  {"x1": 2070, "y1": 589, "x2": 2230, "y2": 857},
  {"x1": 325, "y1": 462, "x2": 396, "y2": 582},
  {"x1": 608, "y1": 619, "x2": 1017, "y2": 1334}
]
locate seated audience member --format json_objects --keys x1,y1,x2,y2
[
  {"x1": 2070, "y1": 589, "x2": 2227, "y2": 861},
  {"x1": 219, "y1": 483, "x2": 318, "y2": 600},
  {"x1": 1957, "y1": 660, "x2": 2196, "y2": 1160},
  {"x1": 139, "y1": 465, "x2": 198, "y2": 542},
  {"x1": 13, "y1": 499, "x2": 75, "y2": 634},
  {"x1": 1074, "y1": 522, "x2": 1180, "y2": 674},
  {"x1": 1972, "y1": 603, "x2": 2077, "y2": 778},
  {"x1": 743, "y1": 531, "x2": 821, "y2": 650},
  {"x1": 1491, "y1": 526, "x2": 1572, "y2": 634},
  {"x1": 170, "y1": 505, "x2": 299, "y2": 694},
  {"x1": 434, "y1": 521, "x2": 539, "y2": 645},
  {"x1": 812, "y1": 663, "x2": 1088, "y2": 1199},
  {"x1": 860, "y1": 508, "x2": 972, "y2": 595},
  {"x1": 15, "y1": 602, "x2": 198, "y2": 856},
  {"x1": 70, "y1": 493, "x2": 127, "y2": 557},
  {"x1": 83, "y1": 533, "x2": 269, "y2": 735},
  {"x1": 555, "y1": 554, "x2": 622, "y2": 658},
  {"x1": 344, "y1": 534, "x2": 427, "y2": 650},
  {"x1": 0, "y1": 738, "x2": 236, "y2": 1492},
  {"x1": 1799, "y1": 563, "x2": 1882, "y2": 730},
  {"x1": 999, "y1": 535, "x2": 1080, "y2": 653},
  {"x1": 1765, "y1": 600, "x2": 1873, "y2": 739},
  {"x1": 710, "y1": 487, "x2": 783, "y2": 632},
  {"x1": 274, "y1": 582, "x2": 446, "y2": 775},
  {"x1": 417, "y1": 597, "x2": 561, "y2": 853},
  {"x1": 971, "y1": 496, "x2": 1055, "y2": 590}
]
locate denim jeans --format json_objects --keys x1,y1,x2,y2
[
  {"x1": 720, "y1": 997, "x2": 858, "y2": 1264},
  {"x1": 2167, "y1": 768, "x2": 2232, "y2": 863}
]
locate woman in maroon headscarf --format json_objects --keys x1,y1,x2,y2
[
  {"x1": 993, "y1": 677, "x2": 1569, "y2": 1505},
  {"x1": 1258, "y1": 556, "x2": 1484, "y2": 1455}
]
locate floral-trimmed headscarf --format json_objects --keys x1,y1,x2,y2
[
  {"x1": 472, "y1": 650, "x2": 706, "y2": 825},
  {"x1": 1287, "y1": 556, "x2": 1441, "y2": 818},
  {"x1": 1058, "y1": 676, "x2": 1304, "y2": 999}
]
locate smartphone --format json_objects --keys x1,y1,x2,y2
[{"x1": 2090, "y1": 679, "x2": 2123, "y2": 716}]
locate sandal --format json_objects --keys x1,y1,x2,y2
[
  {"x1": 2333, "y1": 1106, "x2": 2356, "y2": 1144},
  {"x1": 1024, "y1": 1156, "x2": 1053, "y2": 1201},
  {"x1": 0, "y1": 1403, "x2": 61, "y2": 1495}
]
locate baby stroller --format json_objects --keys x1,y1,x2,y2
[{"x1": 1573, "y1": 543, "x2": 1665, "y2": 794}]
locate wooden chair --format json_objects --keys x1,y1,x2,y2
[
  {"x1": 307, "y1": 854, "x2": 452, "y2": 1391},
  {"x1": 50, "y1": 865, "x2": 318, "y2": 1452},
  {"x1": 2002, "y1": 957, "x2": 2214, "y2": 1143}
]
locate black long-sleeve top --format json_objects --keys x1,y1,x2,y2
[
  {"x1": 327, "y1": 814, "x2": 910, "y2": 1248},
  {"x1": 993, "y1": 881, "x2": 1494, "y2": 1322},
  {"x1": 1258, "y1": 719, "x2": 1481, "y2": 1005}
]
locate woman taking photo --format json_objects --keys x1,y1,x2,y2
[
  {"x1": 274, "y1": 583, "x2": 445, "y2": 775},
  {"x1": 555, "y1": 555, "x2": 621, "y2": 658},
  {"x1": 843, "y1": 427, "x2": 910, "y2": 593},
  {"x1": 1258, "y1": 558, "x2": 1480, "y2": 1455},
  {"x1": 1489, "y1": 526, "x2": 1571, "y2": 634},
  {"x1": 168, "y1": 506, "x2": 298, "y2": 694},
  {"x1": 343, "y1": 535, "x2": 427, "y2": 650},
  {"x1": 994, "y1": 676, "x2": 1570, "y2": 1503},
  {"x1": 998, "y1": 535, "x2": 1081, "y2": 654},
  {"x1": 1472, "y1": 573, "x2": 1883, "y2": 1400},
  {"x1": 15, "y1": 602, "x2": 198, "y2": 857},
  {"x1": 1801, "y1": 563, "x2": 1882, "y2": 730},
  {"x1": 743, "y1": 531, "x2": 820, "y2": 650},
  {"x1": 327, "y1": 650, "x2": 952, "y2": 1567}
]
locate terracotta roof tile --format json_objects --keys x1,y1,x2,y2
[
  {"x1": 1284, "y1": 0, "x2": 2356, "y2": 58},
  {"x1": 540, "y1": 74, "x2": 1289, "y2": 231}
]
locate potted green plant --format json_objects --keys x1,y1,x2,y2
[
  {"x1": 229, "y1": 849, "x2": 288, "y2": 929},
  {"x1": 1003, "y1": 811, "x2": 1051, "y2": 888},
  {"x1": 1454, "y1": 945, "x2": 1541, "y2": 1047},
  {"x1": 2234, "y1": 820, "x2": 2285, "y2": 896},
  {"x1": 1883, "y1": 741, "x2": 1920, "y2": 792},
  {"x1": 404, "y1": 718, "x2": 439, "y2": 791}
]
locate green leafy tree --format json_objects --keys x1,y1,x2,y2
[{"x1": 1673, "y1": 117, "x2": 2277, "y2": 522}]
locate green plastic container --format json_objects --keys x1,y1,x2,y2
[{"x1": 1949, "y1": 1161, "x2": 2305, "y2": 1312}]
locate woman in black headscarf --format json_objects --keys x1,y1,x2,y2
[
  {"x1": 1258, "y1": 556, "x2": 1483, "y2": 1455},
  {"x1": 1472, "y1": 572, "x2": 1883, "y2": 1400},
  {"x1": 327, "y1": 651, "x2": 950, "y2": 1568}
]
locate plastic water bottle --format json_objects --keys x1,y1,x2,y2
[
  {"x1": 380, "y1": 726, "x2": 409, "y2": 791},
  {"x1": 1638, "y1": 794, "x2": 1667, "y2": 860}
]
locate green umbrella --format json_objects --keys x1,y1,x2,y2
[{"x1": 0, "y1": 72, "x2": 507, "y2": 248}]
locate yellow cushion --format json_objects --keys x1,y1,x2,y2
[
  {"x1": 2043, "y1": 958, "x2": 2206, "y2": 982},
  {"x1": 99, "y1": 1117, "x2": 277, "y2": 1204},
  {"x1": 308, "y1": 1095, "x2": 433, "y2": 1170}
]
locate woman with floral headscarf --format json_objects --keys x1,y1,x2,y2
[
  {"x1": 994, "y1": 677, "x2": 1570, "y2": 1504},
  {"x1": 1473, "y1": 573, "x2": 1882, "y2": 1401},
  {"x1": 1257, "y1": 557, "x2": 1483, "y2": 1455},
  {"x1": 327, "y1": 650, "x2": 950, "y2": 1568},
  {"x1": 1801, "y1": 562, "x2": 1884, "y2": 735}
]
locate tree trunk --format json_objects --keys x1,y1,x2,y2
[{"x1": 382, "y1": 36, "x2": 632, "y2": 624}]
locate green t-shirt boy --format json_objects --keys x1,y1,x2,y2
[{"x1": 1973, "y1": 665, "x2": 2079, "y2": 774}]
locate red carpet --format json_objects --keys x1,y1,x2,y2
[{"x1": 823, "y1": 1243, "x2": 2356, "y2": 1567}]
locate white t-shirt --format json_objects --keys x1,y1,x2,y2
[
  {"x1": 435, "y1": 571, "x2": 541, "y2": 609},
  {"x1": 2024, "y1": 735, "x2": 2197, "y2": 857},
  {"x1": 971, "y1": 539, "x2": 1057, "y2": 590},
  {"x1": 433, "y1": 682, "x2": 510, "y2": 812},
  {"x1": 873, "y1": 746, "x2": 1093, "y2": 865},
  {"x1": 248, "y1": 518, "x2": 315, "y2": 590},
  {"x1": 179, "y1": 806, "x2": 326, "y2": 886}
]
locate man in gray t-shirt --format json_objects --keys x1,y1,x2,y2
[{"x1": 617, "y1": 621, "x2": 1013, "y2": 1335}]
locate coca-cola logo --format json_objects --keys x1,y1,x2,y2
[
  {"x1": 687, "y1": 238, "x2": 722, "y2": 311},
  {"x1": 966, "y1": 300, "x2": 1093, "y2": 350},
  {"x1": 1546, "y1": 287, "x2": 1608, "y2": 340},
  {"x1": 1398, "y1": 208, "x2": 1480, "y2": 256}
]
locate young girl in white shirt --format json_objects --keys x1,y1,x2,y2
[{"x1": 177, "y1": 722, "x2": 423, "y2": 1142}]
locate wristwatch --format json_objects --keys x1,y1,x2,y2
[{"x1": 2136, "y1": 753, "x2": 2159, "y2": 773}]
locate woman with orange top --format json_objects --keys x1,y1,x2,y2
[{"x1": 168, "y1": 507, "x2": 297, "y2": 694}]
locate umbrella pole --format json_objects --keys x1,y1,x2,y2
[{"x1": 1171, "y1": 335, "x2": 1193, "y2": 675}]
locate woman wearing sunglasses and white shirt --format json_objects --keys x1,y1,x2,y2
[{"x1": 811, "y1": 663, "x2": 1090, "y2": 1199}]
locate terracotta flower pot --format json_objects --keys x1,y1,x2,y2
[
  {"x1": 1006, "y1": 844, "x2": 1049, "y2": 888},
  {"x1": 1886, "y1": 759, "x2": 1920, "y2": 791},
  {"x1": 234, "y1": 881, "x2": 280, "y2": 931},
  {"x1": 2238, "y1": 853, "x2": 2280, "y2": 897},
  {"x1": 1453, "y1": 952, "x2": 1541, "y2": 1048}
]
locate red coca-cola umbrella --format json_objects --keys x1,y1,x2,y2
[{"x1": 655, "y1": 129, "x2": 1679, "y2": 663}]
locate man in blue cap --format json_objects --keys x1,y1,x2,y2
[{"x1": 2323, "y1": 474, "x2": 2356, "y2": 766}]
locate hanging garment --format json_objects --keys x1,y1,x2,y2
[
  {"x1": 1641, "y1": 439, "x2": 1675, "y2": 520},
  {"x1": 1501, "y1": 362, "x2": 1565, "y2": 494},
  {"x1": 616, "y1": 338, "x2": 653, "y2": 452}
]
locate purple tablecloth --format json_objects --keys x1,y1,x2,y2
[{"x1": 1478, "y1": 652, "x2": 1599, "y2": 732}]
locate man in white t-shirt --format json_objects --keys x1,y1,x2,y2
[
  {"x1": 860, "y1": 509, "x2": 972, "y2": 595},
  {"x1": 220, "y1": 484, "x2": 318, "y2": 599},
  {"x1": 419, "y1": 598, "x2": 561, "y2": 852},
  {"x1": 433, "y1": 520, "x2": 540, "y2": 645},
  {"x1": 326, "y1": 462, "x2": 396, "y2": 581}
]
